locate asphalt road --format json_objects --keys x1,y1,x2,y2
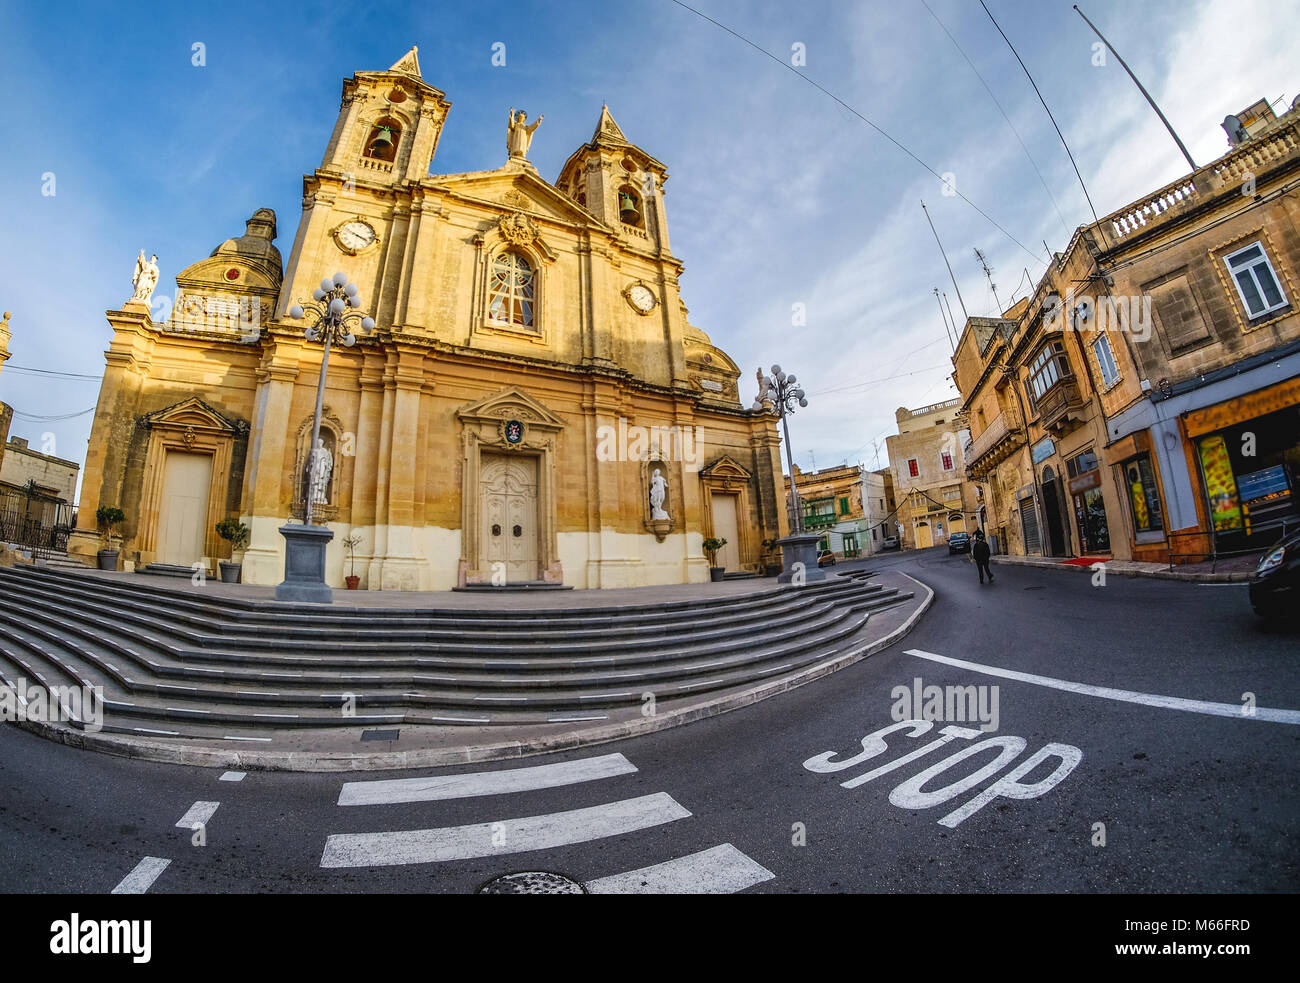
[{"x1": 2, "y1": 547, "x2": 1297, "y2": 894}]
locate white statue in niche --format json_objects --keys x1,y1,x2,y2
[
  {"x1": 308, "y1": 437, "x2": 333, "y2": 505},
  {"x1": 649, "y1": 468, "x2": 669, "y2": 520}
]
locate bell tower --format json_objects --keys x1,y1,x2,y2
[
  {"x1": 557, "y1": 106, "x2": 672, "y2": 253},
  {"x1": 318, "y1": 46, "x2": 452, "y2": 188}
]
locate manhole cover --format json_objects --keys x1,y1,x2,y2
[
  {"x1": 478, "y1": 871, "x2": 587, "y2": 894},
  {"x1": 360, "y1": 729, "x2": 400, "y2": 742},
  {"x1": 1023, "y1": 586, "x2": 1045, "y2": 591}
]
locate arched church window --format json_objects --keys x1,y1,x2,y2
[
  {"x1": 364, "y1": 117, "x2": 402, "y2": 163},
  {"x1": 488, "y1": 251, "x2": 536, "y2": 327},
  {"x1": 618, "y1": 186, "x2": 643, "y2": 226}
]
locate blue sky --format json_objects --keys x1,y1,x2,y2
[{"x1": 0, "y1": 0, "x2": 1295, "y2": 491}]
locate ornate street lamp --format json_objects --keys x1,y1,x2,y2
[
  {"x1": 753, "y1": 364, "x2": 825, "y2": 583},
  {"x1": 273, "y1": 272, "x2": 374, "y2": 602}
]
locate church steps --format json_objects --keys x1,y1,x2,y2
[
  {"x1": 0, "y1": 581, "x2": 913, "y2": 728},
  {"x1": 0, "y1": 577, "x2": 906, "y2": 691},
  {"x1": 0, "y1": 572, "x2": 872, "y2": 659},
  {"x1": 0, "y1": 566, "x2": 862, "y2": 636},
  {"x1": 0, "y1": 603, "x2": 892, "y2": 730}
]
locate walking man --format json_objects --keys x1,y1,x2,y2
[{"x1": 973, "y1": 529, "x2": 994, "y2": 584}]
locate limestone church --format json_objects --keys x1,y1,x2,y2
[{"x1": 69, "y1": 48, "x2": 788, "y2": 590}]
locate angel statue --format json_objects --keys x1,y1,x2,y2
[{"x1": 130, "y1": 250, "x2": 160, "y2": 305}]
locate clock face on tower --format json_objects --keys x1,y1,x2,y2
[
  {"x1": 334, "y1": 220, "x2": 377, "y2": 254},
  {"x1": 626, "y1": 283, "x2": 657, "y2": 315}
]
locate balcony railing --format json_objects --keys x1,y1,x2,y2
[
  {"x1": 1037, "y1": 378, "x2": 1083, "y2": 432},
  {"x1": 803, "y1": 512, "x2": 837, "y2": 529},
  {"x1": 965, "y1": 411, "x2": 1024, "y2": 471}
]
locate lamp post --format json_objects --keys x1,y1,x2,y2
[
  {"x1": 753, "y1": 364, "x2": 825, "y2": 583},
  {"x1": 274, "y1": 272, "x2": 374, "y2": 603}
]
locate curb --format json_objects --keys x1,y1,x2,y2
[
  {"x1": 11, "y1": 575, "x2": 935, "y2": 773},
  {"x1": 989, "y1": 555, "x2": 1254, "y2": 583}
]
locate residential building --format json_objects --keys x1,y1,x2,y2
[
  {"x1": 860, "y1": 466, "x2": 896, "y2": 554},
  {"x1": 786, "y1": 462, "x2": 866, "y2": 557},
  {"x1": 956, "y1": 92, "x2": 1300, "y2": 563},
  {"x1": 885, "y1": 398, "x2": 977, "y2": 549}
]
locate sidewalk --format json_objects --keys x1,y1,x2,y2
[{"x1": 990, "y1": 552, "x2": 1260, "y2": 583}]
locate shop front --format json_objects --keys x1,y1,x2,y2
[
  {"x1": 1184, "y1": 380, "x2": 1300, "y2": 552},
  {"x1": 1066, "y1": 447, "x2": 1110, "y2": 555}
]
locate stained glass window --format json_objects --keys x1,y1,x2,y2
[{"x1": 489, "y1": 252, "x2": 535, "y2": 327}]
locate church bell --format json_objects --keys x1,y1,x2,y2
[
  {"x1": 369, "y1": 127, "x2": 394, "y2": 155},
  {"x1": 619, "y1": 192, "x2": 639, "y2": 222}
]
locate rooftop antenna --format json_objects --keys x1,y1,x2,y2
[
  {"x1": 974, "y1": 247, "x2": 1004, "y2": 315},
  {"x1": 935, "y1": 288, "x2": 956, "y2": 351},
  {"x1": 942, "y1": 292, "x2": 959, "y2": 341},
  {"x1": 921, "y1": 200, "x2": 970, "y2": 323},
  {"x1": 1073, "y1": 5, "x2": 1196, "y2": 172}
]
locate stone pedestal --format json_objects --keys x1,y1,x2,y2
[
  {"x1": 776, "y1": 532, "x2": 827, "y2": 584},
  {"x1": 275, "y1": 523, "x2": 333, "y2": 603}
]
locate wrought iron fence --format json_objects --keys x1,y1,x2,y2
[{"x1": 0, "y1": 487, "x2": 76, "y2": 559}]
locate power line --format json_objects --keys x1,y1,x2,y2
[
  {"x1": 809, "y1": 362, "x2": 951, "y2": 398},
  {"x1": 917, "y1": 0, "x2": 1073, "y2": 240},
  {"x1": 10, "y1": 406, "x2": 96, "y2": 422},
  {"x1": 4, "y1": 365, "x2": 102, "y2": 380},
  {"x1": 665, "y1": 0, "x2": 1049, "y2": 269},
  {"x1": 978, "y1": 0, "x2": 1111, "y2": 250}
]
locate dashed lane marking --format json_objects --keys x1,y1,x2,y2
[
  {"x1": 175, "y1": 801, "x2": 220, "y2": 829},
  {"x1": 337, "y1": 751, "x2": 637, "y2": 806},
  {"x1": 111, "y1": 856, "x2": 171, "y2": 894},
  {"x1": 585, "y1": 843, "x2": 774, "y2": 894},
  {"x1": 905, "y1": 649, "x2": 1300, "y2": 724},
  {"x1": 320, "y1": 792, "x2": 691, "y2": 868}
]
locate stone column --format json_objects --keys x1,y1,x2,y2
[
  {"x1": 377, "y1": 345, "x2": 427, "y2": 589},
  {"x1": 239, "y1": 340, "x2": 301, "y2": 585},
  {"x1": 68, "y1": 305, "x2": 155, "y2": 564}
]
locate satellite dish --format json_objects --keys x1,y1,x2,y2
[{"x1": 1222, "y1": 114, "x2": 1248, "y2": 147}]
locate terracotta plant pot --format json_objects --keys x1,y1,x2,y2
[
  {"x1": 345, "y1": 575, "x2": 360, "y2": 590},
  {"x1": 709, "y1": 567, "x2": 726, "y2": 582}
]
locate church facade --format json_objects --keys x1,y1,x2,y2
[{"x1": 69, "y1": 48, "x2": 788, "y2": 590}]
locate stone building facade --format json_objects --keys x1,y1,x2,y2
[
  {"x1": 956, "y1": 94, "x2": 1300, "y2": 563},
  {"x1": 885, "y1": 398, "x2": 977, "y2": 549},
  {"x1": 786, "y1": 463, "x2": 866, "y2": 557},
  {"x1": 69, "y1": 49, "x2": 787, "y2": 589}
]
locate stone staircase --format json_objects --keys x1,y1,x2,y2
[{"x1": 0, "y1": 564, "x2": 913, "y2": 741}]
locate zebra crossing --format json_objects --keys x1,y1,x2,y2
[{"x1": 319, "y1": 751, "x2": 775, "y2": 893}]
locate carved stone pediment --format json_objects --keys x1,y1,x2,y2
[
  {"x1": 140, "y1": 396, "x2": 244, "y2": 435},
  {"x1": 498, "y1": 211, "x2": 539, "y2": 245}
]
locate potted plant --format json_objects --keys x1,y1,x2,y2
[
  {"x1": 702, "y1": 537, "x2": 728, "y2": 582},
  {"x1": 95, "y1": 505, "x2": 125, "y2": 570},
  {"x1": 342, "y1": 532, "x2": 363, "y2": 589},
  {"x1": 760, "y1": 537, "x2": 783, "y2": 577},
  {"x1": 215, "y1": 517, "x2": 251, "y2": 583}
]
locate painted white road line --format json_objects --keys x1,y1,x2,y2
[
  {"x1": 320, "y1": 792, "x2": 691, "y2": 868},
  {"x1": 219, "y1": 771, "x2": 246, "y2": 782},
  {"x1": 905, "y1": 649, "x2": 1300, "y2": 725},
  {"x1": 585, "y1": 843, "x2": 775, "y2": 894},
  {"x1": 175, "y1": 801, "x2": 220, "y2": 829},
  {"x1": 110, "y1": 856, "x2": 171, "y2": 894},
  {"x1": 337, "y1": 751, "x2": 637, "y2": 806}
]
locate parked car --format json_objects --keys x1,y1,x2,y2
[
  {"x1": 947, "y1": 531, "x2": 971, "y2": 555},
  {"x1": 1249, "y1": 527, "x2": 1300, "y2": 619},
  {"x1": 882, "y1": 536, "x2": 899, "y2": 550},
  {"x1": 816, "y1": 549, "x2": 837, "y2": 567}
]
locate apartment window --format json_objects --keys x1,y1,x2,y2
[
  {"x1": 839, "y1": 496, "x2": 851, "y2": 515},
  {"x1": 908, "y1": 458, "x2": 919, "y2": 478},
  {"x1": 941, "y1": 451, "x2": 954, "y2": 471},
  {"x1": 1093, "y1": 334, "x2": 1119, "y2": 387},
  {"x1": 1026, "y1": 340, "x2": 1072, "y2": 404},
  {"x1": 1224, "y1": 242, "x2": 1288, "y2": 319}
]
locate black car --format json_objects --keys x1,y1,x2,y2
[
  {"x1": 1249, "y1": 527, "x2": 1300, "y2": 619},
  {"x1": 947, "y1": 531, "x2": 970, "y2": 554}
]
